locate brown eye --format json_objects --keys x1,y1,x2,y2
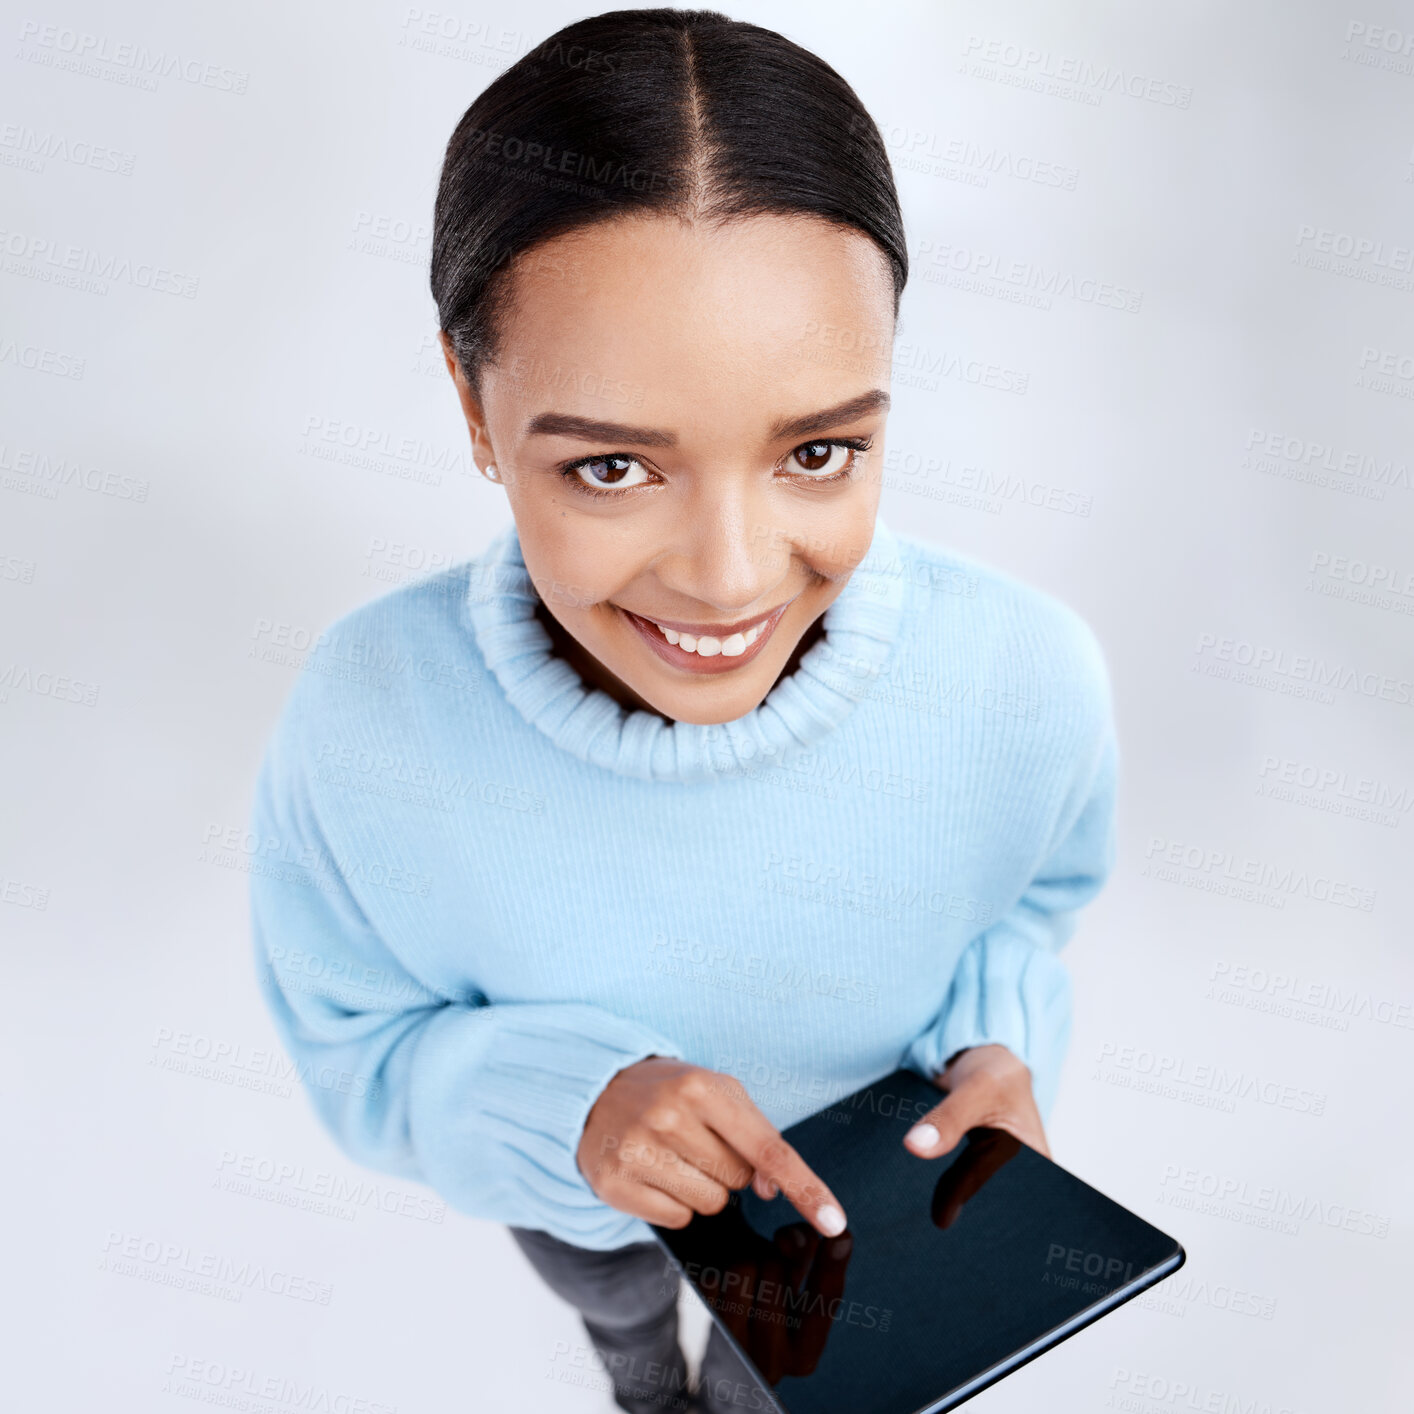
[
  {"x1": 789, "y1": 441, "x2": 853, "y2": 478},
  {"x1": 567, "y1": 454, "x2": 650, "y2": 491}
]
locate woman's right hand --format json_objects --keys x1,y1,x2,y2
[{"x1": 576, "y1": 1057, "x2": 848, "y2": 1238}]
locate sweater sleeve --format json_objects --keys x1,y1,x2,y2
[
  {"x1": 903, "y1": 697, "x2": 1119, "y2": 1120},
  {"x1": 246, "y1": 729, "x2": 685, "y2": 1249}
]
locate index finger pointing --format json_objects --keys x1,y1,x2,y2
[{"x1": 697, "y1": 1075, "x2": 847, "y2": 1237}]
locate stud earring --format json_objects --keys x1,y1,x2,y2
[{"x1": 484, "y1": 463, "x2": 501, "y2": 482}]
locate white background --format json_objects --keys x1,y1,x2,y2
[{"x1": 3, "y1": 2, "x2": 1412, "y2": 1411}]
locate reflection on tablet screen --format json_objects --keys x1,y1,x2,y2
[{"x1": 653, "y1": 1069, "x2": 1183, "y2": 1414}]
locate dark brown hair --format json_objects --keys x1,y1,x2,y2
[{"x1": 430, "y1": 7, "x2": 907, "y2": 394}]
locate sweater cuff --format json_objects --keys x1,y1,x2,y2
[
  {"x1": 478, "y1": 1007, "x2": 684, "y2": 1172},
  {"x1": 903, "y1": 930, "x2": 1073, "y2": 1120},
  {"x1": 409, "y1": 1002, "x2": 685, "y2": 1245}
]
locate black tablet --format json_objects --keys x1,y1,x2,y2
[{"x1": 650, "y1": 1068, "x2": 1184, "y2": 1414}]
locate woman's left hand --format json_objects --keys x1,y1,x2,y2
[{"x1": 900, "y1": 1043, "x2": 1050, "y2": 1160}]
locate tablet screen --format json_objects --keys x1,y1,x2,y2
[{"x1": 652, "y1": 1068, "x2": 1183, "y2": 1414}]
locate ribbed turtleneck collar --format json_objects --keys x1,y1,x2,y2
[{"x1": 463, "y1": 514, "x2": 909, "y2": 783}]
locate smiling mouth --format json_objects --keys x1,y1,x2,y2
[{"x1": 618, "y1": 600, "x2": 794, "y2": 674}]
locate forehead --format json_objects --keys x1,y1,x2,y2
[{"x1": 489, "y1": 213, "x2": 895, "y2": 436}]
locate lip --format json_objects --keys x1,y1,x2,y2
[
  {"x1": 633, "y1": 605, "x2": 791, "y2": 637},
  {"x1": 619, "y1": 598, "x2": 794, "y2": 675}
]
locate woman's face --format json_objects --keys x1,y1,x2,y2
[{"x1": 442, "y1": 213, "x2": 895, "y2": 726}]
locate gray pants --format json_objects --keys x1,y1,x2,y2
[{"x1": 510, "y1": 1226, "x2": 774, "y2": 1414}]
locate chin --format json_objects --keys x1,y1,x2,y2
[
  {"x1": 633, "y1": 660, "x2": 782, "y2": 726},
  {"x1": 657, "y1": 695, "x2": 763, "y2": 727}
]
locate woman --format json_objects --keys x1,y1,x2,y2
[{"x1": 248, "y1": 9, "x2": 1118, "y2": 1412}]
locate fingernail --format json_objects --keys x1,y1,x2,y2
[
  {"x1": 906, "y1": 1123, "x2": 940, "y2": 1153},
  {"x1": 816, "y1": 1204, "x2": 846, "y2": 1237}
]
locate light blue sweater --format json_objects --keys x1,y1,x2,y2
[{"x1": 246, "y1": 512, "x2": 1117, "y2": 1250}]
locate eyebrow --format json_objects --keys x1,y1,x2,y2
[{"x1": 522, "y1": 389, "x2": 892, "y2": 447}]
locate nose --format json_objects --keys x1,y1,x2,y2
[{"x1": 657, "y1": 483, "x2": 789, "y2": 614}]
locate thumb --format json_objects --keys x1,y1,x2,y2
[{"x1": 902, "y1": 1084, "x2": 986, "y2": 1159}]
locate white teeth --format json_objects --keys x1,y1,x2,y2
[{"x1": 648, "y1": 615, "x2": 771, "y2": 657}]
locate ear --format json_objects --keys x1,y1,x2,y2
[{"x1": 438, "y1": 330, "x2": 496, "y2": 474}]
